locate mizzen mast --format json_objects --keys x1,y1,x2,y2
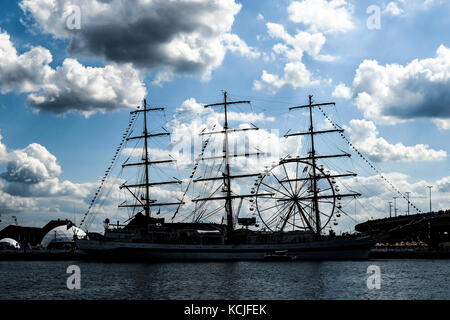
[{"x1": 282, "y1": 95, "x2": 360, "y2": 237}]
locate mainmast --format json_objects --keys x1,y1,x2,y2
[
  {"x1": 119, "y1": 99, "x2": 184, "y2": 217},
  {"x1": 282, "y1": 95, "x2": 361, "y2": 238},
  {"x1": 192, "y1": 92, "x2": 273, "y2": 240}
]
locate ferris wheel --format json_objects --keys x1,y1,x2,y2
[{"x1": 255, "y1": 160, "x2": 340, "y2": 233}]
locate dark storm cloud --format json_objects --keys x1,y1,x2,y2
[
  {"x1": 68, "y1": 2, "x2": 212, "y2": 72},
  {"x1": 26, "y1": 92, "x2": 115, "y2": 115},
  {"x1": 20, "y1": 0, "x2": 244, "y2": 79},
  {"x1": 384, "y1": 81, "x2": 450, "y2": 119}
]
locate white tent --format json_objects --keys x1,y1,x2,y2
[
  {"x1": 40, "y1": 225, "x2": 87, "y2": 249},
  {"x1": 0, "y1": 238, "x2": 21, "y2": 249}
]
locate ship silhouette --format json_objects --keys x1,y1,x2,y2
[{"x1": 76, "y1": 93, "x2": 376, "y2": 261}]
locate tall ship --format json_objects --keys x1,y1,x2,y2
[{"x1": 76, "y1": 93, "x2": 376, "y2": 260}]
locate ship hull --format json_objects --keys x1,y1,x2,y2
[{"x1": 76, "y1": 237, "x2": 375, "y2": 261}]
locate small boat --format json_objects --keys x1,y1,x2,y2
[{"x1": 264, "y1": 250, "x2": 296, "y2": 261}]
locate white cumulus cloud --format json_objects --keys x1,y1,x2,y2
[
  {"x1": 253, "y1": 23, "x2": 327, "y2": 93},
  {"x1": 0, "y1": 29, "x2": 145, "y2": 115},
  {"x1": 385, "y1": 0, "x2": 441, "y2": 16},
  {"x1": 346, "y1": 119, "x2": 447, "y2": 162},
  {"x1": 433, "y1": 119, "x2": 450, "y2": 130},
  {"x1": 1, "y1": 143, "x2": 61, "y2": 184},
  {"x1": 287, "y1": 0, "x2": 354, "y2": 34},
  {"x1": 28, "y1": 59, "x2": 146, "y2": 115},
  {"x1": 348, "y1": 45, "x2": 450, "y2": 126},
  {"x1": 332, "y1": 83, "x2": 352, "y2": 99},
  {"x1": 384, "y1": 2, "x2": 404, "y2": 16},
  {"x1": 0, "y1": 30, "x2": 52, "y2": 94}
]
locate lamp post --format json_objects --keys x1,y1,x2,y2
[
  {"x1": 406, "y1": 192, "x2": 411, "y2": 216},
  {"x1": 427, "y1": 186, "x2": 433, "y2": 213},
  {"x1": 393, "y1": 197, "x2": 398, "y2": 217},
  {"x1": 389, "y1": 201, "x2": 392, "y2": 218}
]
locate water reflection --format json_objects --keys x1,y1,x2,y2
[{"x1": 1, "y1": 260, "x2": 450, "y2": 299}]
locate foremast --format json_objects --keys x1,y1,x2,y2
[
  {"x1": 282, "y1": 95, "x2": 361, "y2": 238},
  {"x1": 119, "y1": 99, "x2": 184, "y2": 217}
]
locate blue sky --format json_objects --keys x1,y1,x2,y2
[{"x1": 0, "y1": 0, "x2": 449, "y2": 232}]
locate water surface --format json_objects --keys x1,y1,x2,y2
[{"x1": 1, "y1": 260, "x2": 449, "y2": 299}]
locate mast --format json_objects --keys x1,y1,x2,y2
[
  {"x1": 119, "y1": 98, "x2": 184, "y2": 217},
  {"x1": 195, "y1": 92, "x2": 273, "y2": 240},
  {"x1": 284, "y1": 95, "x2": 360, "y2": 238},
  {"x1": 223, "y1": 92, "x2": 233, "y2": 237},
  {"x1": 143, "y1": 99, "x2": 151, "y2": 217},
  {"x1": 307, "y1": 95, "x2": 321, "y2": 235}
]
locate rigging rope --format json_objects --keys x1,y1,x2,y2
[
  {"x1": 316, "y1": 105, "x2": 422, "y2": 214},
  {"x1": 171, "y1": 124, "x2": 217, "y2": 220},
  {"x1": 78, "y1": 107, "x2": 140, "y2": 230}
]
